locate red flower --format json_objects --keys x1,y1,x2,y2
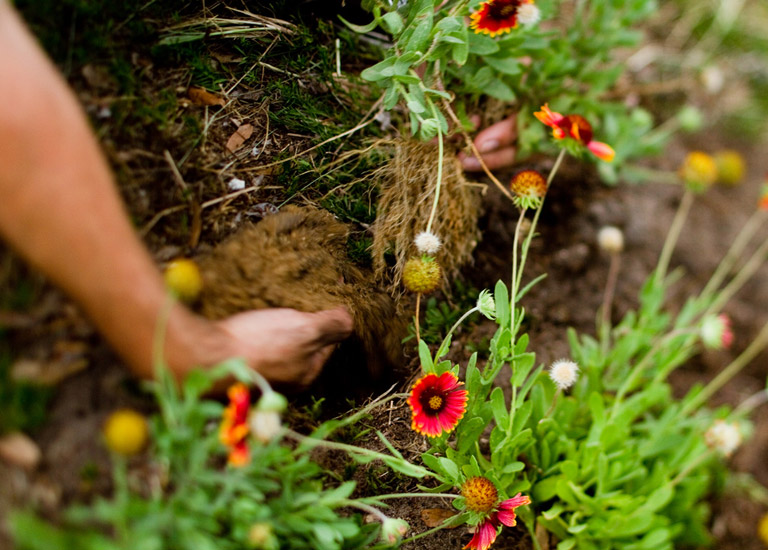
[
  {"x1": 470, "y1": 0, "x2": 534, "y2": 37},
  {"x1": 534, "y1": 104, "x2": 615, "y2": 162},
  {"x1": 219, "y1": 383, "x2": 251, "y2": 466},
  {"x1": 408, "y1": 372, "x2": 468, "y2": 437},
  {"x1": 465, "y1": 519, "x2": 498, "y2": 550},
  {"x1": 759, "y1": 181, "x2": 768, "y2": 211},
  {"x1": 462, "y1": 484, "x2": 532, "y2": 550}
]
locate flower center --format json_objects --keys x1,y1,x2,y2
[
  {"x1": 428, "y1": 395, "x2": 443, "y2": 410},
  {"x1": 461, "y1": 476, "x2": 499, "y2": 514},
  {"x1": 488, "y1": 0, "x2": 521, "y2": 20},
  {"x1": 420, "y1": 388, "x2": 446, "y2": 413}
]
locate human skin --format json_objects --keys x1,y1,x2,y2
[
  {"x1": 0, "y1": 4, "x2": 352, "y2": 385},
  {"x1": 459, "y1": 115, "x2": 518, "y2": 172}
]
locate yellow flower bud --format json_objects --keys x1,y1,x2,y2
[
  {"x1": 103, "y1": 409, "x2": 148, "y2": 456},
  {"x1": 163, "y1": 259, "x2": 203, "y2": 302}
]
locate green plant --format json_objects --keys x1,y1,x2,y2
[
  {"x1": 396, "y1": 141, "x2": 768, "y2": 549},
  {"x1": 346, "y1": 0, "x2": 678, "y2": 184}
]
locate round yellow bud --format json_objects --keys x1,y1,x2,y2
[
  {"x1": 103, "y1": 409, "x2": 149, "y2": 456},
  {"x1": 714, "y1": 150, "x2": 745, "y2": 186},
  {"x1": 758, "y1": 513, "x2": 768, "y2": 546},
  {"x1": 679, "y1": 151, "x2": 717, "y2": 193},
  {"x1": 402, "y1": 257, "x2": 442, "y2": 294},
  {"x1": 163, "y1": 259, "x2": 203, "y2": 302}
]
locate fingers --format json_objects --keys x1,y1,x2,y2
[
  {"x1": 475, "y1": 115, "x2": 518, "y2": 150},
  {"x1": 308, "y1": 306, "x2": 353, "y2": 346},
  {"x1": 461, "y1": 115, "x2": 518, "y2": 172},
  {"x1": 461, "y1": 146, "x2": 517, "y2": 172}
]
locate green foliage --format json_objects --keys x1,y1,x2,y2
[
  {"x1": 9, "y1": 365, "x2": 394, "y2": 550},
  {"x1": 349, "y1": 0, "x2": 664, "y2": 182}
]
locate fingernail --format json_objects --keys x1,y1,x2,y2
[{"x1": 478, "y1": 139, "x2": 499, "y2": 153}]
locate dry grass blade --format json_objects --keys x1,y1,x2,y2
[{"x1": 158, "y1": 9, "x2": 294, "y2": 45}]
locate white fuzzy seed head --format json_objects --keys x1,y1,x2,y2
[
  {"x1": 705, "y1": 420, "x2": 741, "y2": 457},
  {"x1": 549, "y1": 360, "x2": 580, "y2": 391},
  {"x1": 517, "y1": 3, "x2": 541, "y2": 26},
  {"x1": 597, "y1": 226, "x2": 624, "y2": 254},
  {"x1": 249, "y1": 410, "x2": 282, "y2": 443},
  {"x1": 414, "y1": 231, "x2": 442, "y2": 255}
]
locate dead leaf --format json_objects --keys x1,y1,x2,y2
[
  {"x1": 188, "y1": 86, "x2": 226, "y2": 107},
  {"x1": 0, "y1": 432, "x2": 41, "y2": 470},
  {"x1": 420, "y1": 508, "x2": 458, "y2": 528},
  {"x1": 226, "y1": 123, "x2": 254, "y2": 153}
]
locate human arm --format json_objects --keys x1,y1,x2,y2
[{"x1": 0, "y1": 4, "x2": 352, "y2": 384}]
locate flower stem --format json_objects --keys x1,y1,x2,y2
[
  {"x1": 439, "y1": 98, "x2": 515, "y2": 202},
  {"x1": 681, "y1": 320, "x2": 768, "y2": 416},
  {"x1": 400, "y1": 513, "x2": 469, "y2": 545},
  {"x1": 425, "y1": 102, "x2": 444, "y2": 234},
  {"x1": 515, "y1": 149, "x2": 566, "y2": 294},
  {"x1": 611, "y1": 328, "x2": 696, "y2": 418},
  {"x1": 437, "y1": 306, "x2": 479, "y2": 358},
  {"x1": 669, "y1": 449, "x2": 714, "y2": 487},
  {"x1": 705, "y1": 233, "x2": 768, "y2": 316},
  {"x1": 701, "y1": 210, "x2": 767, "y2": 298},
  {"x1": 285, "y1": 429, "x2": 433, "y2": 478},
  {"x1": 510, "y1": 207, "x2": 528, "y2": 334},
  {"x1": 656, "y1": 188, "x2": 694, "y2": 284},
  {"x1": 339, "y1": 499, "x2": 389, "y2": 523},
  {"x1": 364, "y1": 493, "x2": 459, "y2": 502},
  {"x1": 600, "y1": 251, "x2": 621, "y2": 341},
  {"x1": 415, "y1": 293, "x2": 422, "y2": 343}
]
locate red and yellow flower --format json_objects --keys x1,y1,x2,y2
[
  {"x1": 408, "y1": 372, "x2": 468, "y2": 437},
  {"x1": 534, "y1": 104, "x2": 615, "y2": 162},
  {"x1": 219, "y1": 383, "x2": 251, "y2": 466},
  {"x1": 461, "y1": 477, "x2": 531, "y2": 550},
  {"x1": 759, "y1": 180, "x2": 768, "y2": 211},
  {"x1": 470, "y1": 0, "x2": 534, "y2": 37}
]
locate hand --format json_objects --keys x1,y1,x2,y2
[
  {"x1": 215, "y1": 307, "x2": 354, "y2": 387},
  {"x1": 459, "y1": 115, "x2": 518, "y2": 172}
]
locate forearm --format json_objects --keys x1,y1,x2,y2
[{"x1": 0, "y1": 5, "x2": 226, "y2": 378}]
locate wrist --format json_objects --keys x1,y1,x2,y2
[{"x1": 161, "y1": 303, "x2": 235, "y2": 380}]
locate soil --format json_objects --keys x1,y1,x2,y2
[{"x1": 2, "y1": 3, "x2": 768, "y2": 550}]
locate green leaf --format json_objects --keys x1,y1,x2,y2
[
  {"x1": 419, "y1": 339, "x2": 435, "y2": 372},
  {"x1": 382, "y1": 85, "x2": 400, "y2": 110},
  {"x1": 468, "y1": 32, "x2": 499, "y2": 55},
  {"x1": 484, "y1": 78, "x2": 516, "y2": 101},
  {"x1": 483, "y1": 56, "x2": 522, "y2": 75},
  {"x1": 439, "y1": 457, "x2": 460, "y2": 482},
  {"x1": 490, "y1": 386, "x2": 509, "y2": 428},
  {"x1": 452, "y1": 41, "x2": 469, "y2": 65},
  {"x1": 360, "y1": 58, "x2": 396, "y2": 82},
  {"x1": 494, "y1": 280, "x2": 510, "y2": 328},
  {"x1": 405, "y1": 15, "x2": 433, "y2": 52},
  {"x1": 381, "y1": 11, "x2": 404, "y2": 35},
  {"x1": 338, "y1": 14, "x2": 379, "y2": 34},
  {"x1": 406, "y1": 96, "x2": 427, "y2": 114}
]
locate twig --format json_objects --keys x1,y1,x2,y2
[{"x1": 441, "y1": 98, "x2": 515, "y2": 203}]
